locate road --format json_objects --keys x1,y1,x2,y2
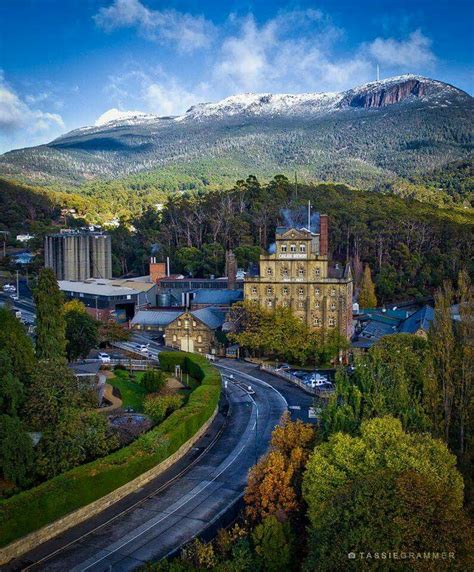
[{"x1": 5, "y1": 359, "x2": 313, "y2": 571}]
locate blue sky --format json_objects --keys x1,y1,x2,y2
[{"x1": 0, "y1": 0, "x2": 473, "y2": 152}]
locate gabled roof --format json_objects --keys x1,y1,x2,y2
[
  {"x1": 191, "y1": 307, "x2": 226, "y2": 330},
  {"x1": 399, "y1": 305, "x2": 434, "y2": 334},
  {"x1": 131, "y1": 310, "x2": 182, "y2": 327},
  {"x1": 275, "y1": 227, "x2": 315, "y2": 238},
  {"x1": 192, "y1": 289, "x2": 243, "y2": 305}
]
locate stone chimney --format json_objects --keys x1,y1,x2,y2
[
  {"x1": 319, "y1": 215, "x2": 328, "y2": 257},
  {"x1": 225, "y1": 250, "x2": 237, "y2": 290}
]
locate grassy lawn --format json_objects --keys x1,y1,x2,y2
[{"x1": 109, "y1": 370, "x2": 147, "y2": 412}]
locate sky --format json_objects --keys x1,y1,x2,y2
[{"x1": 0, "y1": 0, "x2": 473, "y2": 152}]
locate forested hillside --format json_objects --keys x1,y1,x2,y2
[{"x1": 1, "y1": 76, "x2": 472, "y2": 206}]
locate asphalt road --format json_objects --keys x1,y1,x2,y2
[{"x1": 6, "y1": 360, "x2": 298, "y2": 572}]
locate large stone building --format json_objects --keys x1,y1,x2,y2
[
  {"x1": 45, "y1": 230, "x2": 112, "y2": 281},
  {"x1": 244, "y1": 215, "x2": 353, "y2": 339}
]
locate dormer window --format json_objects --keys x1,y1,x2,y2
[
  {"x1": 290, "y1": 244, "x2": 296, "y2": 253},
  {"x1": 300, "y1": 244, "x2": 306, "y2": 253},
  {"x1": 281, "y1": 244, "x2": 287, "y2": 253}
]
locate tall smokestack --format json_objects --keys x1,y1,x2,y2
[
  {"x1": 226, "y1": 250, "x2": 237, "y2": 290},
  {"x1": 319, "y1": 215, "x2": 328, "y2": 257}
]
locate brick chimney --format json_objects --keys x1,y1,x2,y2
[
  {"x1": 149, "y1": 257, "x2": 167, "y2": 283},
  {"x1": 225, "y1": 250, "x2": 237, "y2": 290},
  {"x1": 319, "y1": 215, "x2": 329, "y2": 257}
]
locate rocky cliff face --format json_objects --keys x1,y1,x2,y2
[{"x1": 341, "y1": 78, "x2": 428, "y2": 109}]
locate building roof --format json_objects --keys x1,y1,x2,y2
[
  {"x1": 399, "y1": 305, "x2": 434, "y2": 334},
  {"x1": 191, "y1": 289, "x2": 243, "y2": 305},
  {"x1": 191, "y1": 307, "x2": 226, "y2": 329},
  {"x1": 69, "y1": 361, "x2": 101, "y2": 376},
  {"x1": 59, "y1": 280, "x2": 138, "y2": 297},
  {"x1": 131, "y1": 310, "x2": 182, "y2": 327}
]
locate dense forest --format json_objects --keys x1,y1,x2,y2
[{"x1": 1, "y1": 175, "x2": 473, "y2": 302}]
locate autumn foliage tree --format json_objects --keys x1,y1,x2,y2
[
  {"x1": 244, "y1": 412, "x2": 314, "y2": 523},
  {"x1": 358, "y1": 263, "x2": 377, "y2": 309}
]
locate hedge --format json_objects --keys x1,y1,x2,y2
[{"x1": 0, "y1": 352, "x2": 221, "y2": 548}]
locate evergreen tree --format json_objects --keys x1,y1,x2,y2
[
  {"x1": 358, "y1": 263, "x2": 377, "y2": 308},
  {"x1": 0, "y1": 308, "x2": 36, "y2": 385},
  {"x1": 64, "y1": 306, "x2": 99, "y2": 361},
  {"x1": 0, "y1": 414, "x2": 35, "y2": 487},
  {"x1": 34, "y1": 268, "x2": 67, "y2": 361}
]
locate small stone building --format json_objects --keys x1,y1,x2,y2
[{"x1": 165, "y1": 308, "x2": 226, "y2": 354}]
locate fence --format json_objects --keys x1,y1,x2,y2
[
  {"x1": 108, "y1": 358, "x2": 157, "y2": 370},
  {"x1": 259, "y1": 364, "x2": 334, "y2": 398}
]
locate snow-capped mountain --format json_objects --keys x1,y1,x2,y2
[{"x1": 0, "y1": 75, "x2": 472, "y2": 189}]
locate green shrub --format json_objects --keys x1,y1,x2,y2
[
  {"x1": 141, "y1": 369, "x2": 166, "y2": 393},
  {"x1": 144, "y1": 394, "x2": 184, "y2": 422},
  {"x1": 0, "y1": 352, "x2": 220, "y2": 548}
]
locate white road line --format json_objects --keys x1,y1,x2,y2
[{"x1": 78, "y1": 384, "x2": 257, "y2": 572}]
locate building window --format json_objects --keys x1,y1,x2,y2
[
  {"x1": 282, "y1": 287, "x2": 289, "y2": 295},
  {"x1": 281, "y1": 244, "x2": 287, "y2": 253},
  {"x1": 329, "y1": 317, "x2": 335, "y2": 327},
  {"x1": 193, "y1": 320, "x2": 197, "y2": 327},
  {"x1": 184, "y1": 319, "x2": 189, "y2": 329},
  {"x1": 290, "y1": 244, "x2": 296, "y2": 253},
  {"x1": 315, "y1": 288, "x2": 320, "y2": 296},
  {"x1": 315, "y1": 267, "x2": 321, "y2": 277},
  {"x1": 251, "y1": 287, "x2": 257, "y2": 295},
  {"x1": 298, "y1": 301, "x2": 304, "y2": 308},
  {"x1": 267, "y1": 267, "x2": 273, "y2": 276},
  {"x1": 298, "y1": 287, "x2": 304, "y2": 296},
  {"x1": 300, "y1": 243, "x2": 306, "y2": 253},
  {"x1": 313, "y1": 317, "x2": 321, "y2": 327},
  {"x1": 281, "y1": 267, "x2": 289, "y2": 277},
  {"x1": 331, "y1": 302, "x2": 336, "y2": 310},
  {"x1": 283, "y1": 300, "x2": 289, "y2": 308},
  {"x1": 268, "y1": 300, "x2": 273, "y2": 308},
  {"x1": 267, "y1": 286, "x2": 273, "y2": 295},
  {"x1": 331, "y1": 288, "x2": 336, "y2": 296},
  {"x1": 172, "y1": 334, "x2": 177, "y2": 342},
  {"x1": 198, "y1": 348, "x2": 202, "y2": 352},
  {"x1": 178, "y1": 320, "x2": 182, "y2": 327},
  {"x1": 198, "y1": 335, "x2": 202, "y2": 342},
  {"x1": 298, "y1": 268, "x2": 304, "y2": 277},
  {"x1": 315, "y1": 301, "x2": 320, "y2": 309}
]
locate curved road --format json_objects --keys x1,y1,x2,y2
[{"x1": 6, "y1": 360, "x2": 309, "y2": 572}]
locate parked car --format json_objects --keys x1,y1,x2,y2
[
  {"x1": 98, "y1": 352, "x2": 111, "y2": 363},
  {"x1": 276, "y1": 363, "x2": 291, "y2": 371},
  {"x1": 10, "y1": 294, "x2": 19, "y2": 301},
  {"x1": 3, "y1": 284, "x2": 15, "y2": 292},
  {"x1": 137, "y1": 343, "x2": 149, "y2": 352}
]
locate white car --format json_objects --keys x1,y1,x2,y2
[
  {"x1": 3, "y1": 284, "x2": 15, "y2": 292},
  {"x1": 10, "y1": 294, "x2": 19, "y2": 301},
  {"x1": 98, "y1": 352, "x2": 111, "y2": 363},
  {"x1": 137, "y1": 344, "x2": 149, "y2": 352}
]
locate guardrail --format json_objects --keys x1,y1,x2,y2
[
  {"x1": 259, "y1": 364, "x2": 334, "y2": 397},
  {"x1": 108, "y1": 358, "x2": 158, "y2": 370}
]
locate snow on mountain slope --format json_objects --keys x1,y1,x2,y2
[{"x1": 61, "y1": 75, "x2": 469, "y2": 138}]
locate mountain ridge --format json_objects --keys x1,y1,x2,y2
[{"x1": 0, "y1": 75, "x2": 472, "y2": 196}]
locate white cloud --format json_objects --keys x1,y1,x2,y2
[
  {"x1": 0, "y1": 72, "x2": 65, "y2": 151},
  {"x1": 94, "y1": 0, "x2": 215, "y2": 53},
  {"x1": 367, "y1": 30, "x2": 436, "y2": 68}
]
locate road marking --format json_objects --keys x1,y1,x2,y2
[{"x1": 78, "y1": 384, "x2": 257, "y2": 572}]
